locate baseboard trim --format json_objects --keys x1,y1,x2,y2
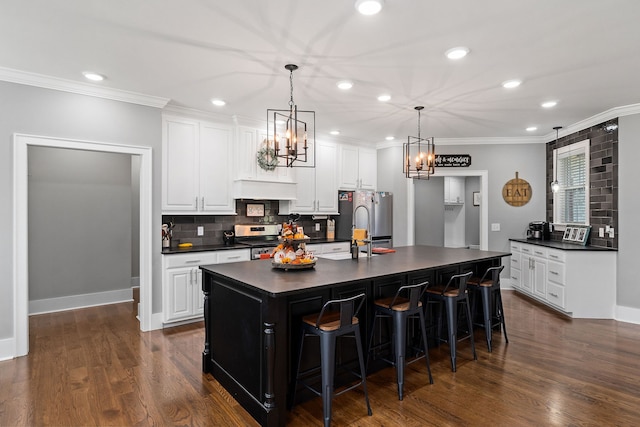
[
  {"x1": 0, "y1": 338, "x2": 14, "y2": 361},
  {"x1": 616, "y1": 305, "x2": 640, "y2": 325},
  {"x1": 29, "y1": 288, "x2": 133, "y2": 315}
]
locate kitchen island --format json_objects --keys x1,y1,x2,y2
[{"x1": 200, "y1": 245, "x2": 510, "y2": 427}]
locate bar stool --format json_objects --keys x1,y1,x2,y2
[
  {"x1": 291, "y1": 293, "x2": 372, "y2": 427},
  {"x1": 467, "y1": 265, "x2": 508, "y2": 352},
  {"x1": 426, "y1": 271, "x2": 476, "y2": 372},
  {"x1": 367, "y1": 281, "x2": 433, "y2": 400}
]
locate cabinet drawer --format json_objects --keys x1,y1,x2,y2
[
  {"x1": 547, "y1": 249, "x2": 565, "y2": 263},
  {"x1": 547, "y1": 282, "x2": 566, "y2": 309},
  {"x1": 164, "y1": 252, "x2": 218, "y2": 269},
  {"x1": 510, "y1": 242, "x2": 521, "y2": 252},
  {"x1": 323, "y1": 242, "x2": 350, "y2": 253},
  {"x1": 520, "y1": 245, "x2": 532, "y2": 255},
  {"x1": 510, "y1": 253, "x2": 521, "y2": 270},
  {"x1": 217, "y1": 249, "x2": 250, "y2": 264},
  {"x1": 532, "y1": 247, "x2": 547, "y2": 258},
  {"x1": 547, "y1": 261, "x2": 565, "y2": 285},
  {"x1": 510, "y1": 267, "x2": 521, "y2": 288}
]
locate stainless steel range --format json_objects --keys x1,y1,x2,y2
[{"x1": 234, "y1": 224, "x2": 281, "y2": 259}]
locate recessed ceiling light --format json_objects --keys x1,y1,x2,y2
[
  {"x1": 330, "y1": 130, "x2": 340, "y2": 135},
  {"x1": 502, "y1": 79, "x2": 522, "y2": 89},
  {"x1": 541, "y1": 101, "x2": 557, "y2": 108},
  {"x1": 526, "y1": 126, "x2": 538, "y2": 132},
  {"x1": 445, "y1": 47, "x2": 469, "y2": 60},
  {"x1": 211, "y1": 99, "x2": 226, "y2": 106},
  {"x1": 377, "y1": 94, "x2": 391, "y2": 102},
  {"x1": 337, "y1": 81, "x2": 353, "y2": 90},
  {"x1": 82, "y1": 71, "x2": 105, "y2": 82},
  {"x1": 355, "y1": 0, "x2": 384, "y2": 15},
  {"x1": 385, "y1": 136, "x2": 395, "y2": 141}
]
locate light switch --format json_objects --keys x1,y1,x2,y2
[
  {"x1": 599, "y1": 227, "x2": 605, "y2": 238},
  {"x1": 315, "y1": 223, "x2": 321, "y2": 231},
  {"x1": 491, "y1": 223, "x2": 501, "y2": 232},
  {"x1": 197, "y1": 226, "x2": 204, "y2": 236}
]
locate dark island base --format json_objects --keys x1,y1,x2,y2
[{"x1": 200, "y1": 245, "x2": 509, "y2": 427}]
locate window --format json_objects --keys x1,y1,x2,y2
[{"x1": 553, "y1": 139, "x2": 589, "y2": 225}]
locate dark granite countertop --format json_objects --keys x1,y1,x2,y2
[
  {"x1": 200, "y1": 245, "x2": 510, "y2": 297},
  {"x1": 509, "y1": 238, "x2": 617, "y2": 251}
]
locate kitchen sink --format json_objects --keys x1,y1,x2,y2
[{"x1": 315, "y1": 251, "x2": 378, "y2": 260}]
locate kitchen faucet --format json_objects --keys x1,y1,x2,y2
[{"x1": 353, "y1": 204, "x2": 372, "y2": 258}]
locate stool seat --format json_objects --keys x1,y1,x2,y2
[
  {"x1": 467, "y1": 277, "x2": 493, "y2": 287},
  {"x1": 467, "y1": 265, "x2": 508, "y2": 352},
  {"x1": 302, "y1": 312, "x2": 359, "y2": 331},
  {"x1": 426, "y1": 286, "x2": 464, "y2": 297},
  {"x1": 374, "y1": 296, "x2": 423, "y2": 311}
]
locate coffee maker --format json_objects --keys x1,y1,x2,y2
[{"x1": 527, "y1": 221, "x2": 550, "y2": 240}]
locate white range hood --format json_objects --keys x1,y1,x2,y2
[{"x1": 233, "y1": 179, "x2": 297, "y2": 200}]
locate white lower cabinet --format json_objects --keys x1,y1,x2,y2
[
  {"x1": 162, "y1": 249, "x2": 250, "y2": 324},
  {"x1": 306, "y1": 241, "x2": 350, "y2": 256},
  {"x1": 509, "y1": 240, "x2": 616, "y2": 318}
]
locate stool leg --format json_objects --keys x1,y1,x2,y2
[
  {"x1": 392, "y1": 311, "x2": 406, "y2": 400},
  {"x1": 497, "y1": 290, "x2": 509, "y2": 343},
  {"x1": 480, "y1": 286, "x2": 493, "y2": 352},
  {"x1": 444, "y1": 298, "x2": 457, "y2": 372},
  {"x1": 354, "y1": 326, "x2": 373, "y2": 416},
  {"x1": 418, "y1": 309, "x2": 434, "y2": 384},
  {"x1": 319, "y1": 332, "x2": 336, "y2": 427},
  {"x1": 464, "y1": 296, "x2": 477, "y2": 361}
]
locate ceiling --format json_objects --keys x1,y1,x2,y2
[{"x1": 2, "y1": 0, "x2": 640, "y2": 144}]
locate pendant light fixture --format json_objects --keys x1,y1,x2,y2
[
  {"x1": 266, "y1": 64, "x2": 315, "y2": 168},
  {"x1": 404, "y1": 106, "x2": 435, "y2": 179},
  {"x1": 550, "y1": 126, "x2": 562, "y2": 193}
]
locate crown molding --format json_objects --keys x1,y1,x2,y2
[
  {"x1": 0, "y1": 66, "x2": 169, "y2": 108},
  {"x1": 547, "y1": 103, "x2": 640, "y2": 140}
]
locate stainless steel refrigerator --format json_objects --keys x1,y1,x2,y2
[{"x1": 336, "y1": 190, "x2": 393, "y2": 248}]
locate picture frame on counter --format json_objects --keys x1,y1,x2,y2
[
  {"x1": 246, "y1": 203, "x2": 265, "y2": 217},
  {"x1": 562, "y1": 224, "x2": 591, "y2": 245}
]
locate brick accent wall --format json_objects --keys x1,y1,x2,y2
[{"x1": 546, "y1": 119, "x2": 618, "y2": 248}]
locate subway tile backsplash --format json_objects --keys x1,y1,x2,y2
[{"x1": 162, "y1": 200, "x2": 331, "y2": 247}]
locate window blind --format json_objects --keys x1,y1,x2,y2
[{"x1": 554, "y1": 140, "x2": 589, "y2": 225}]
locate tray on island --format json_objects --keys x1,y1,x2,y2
[{"x1": 271, "y1": 259, "x2": 316, "y2": 270}]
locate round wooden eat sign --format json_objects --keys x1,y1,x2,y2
[{"x1": 502, "y1": 172, "x2": 532, "y2": 207}]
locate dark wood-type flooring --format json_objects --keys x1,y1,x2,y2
[{"x1": 1, "y1": 291, "x2": 640, "y2": 426}]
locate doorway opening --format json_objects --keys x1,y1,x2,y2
[{"x1": 13, "y1": 134, "x2": 153, "y2": 357}]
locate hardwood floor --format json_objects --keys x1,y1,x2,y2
[{"x1": 1, "y1": 291, "x2": 639, "y2": 426}]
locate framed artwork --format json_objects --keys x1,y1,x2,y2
[
  {"x1": 562, "y1": 225, "x2": 591, "y2": 245},
  {"x1": 246, "y1": 203, "x2": 265, "y2": 217},
  {"x1": 473, "y1": 192, "x2": 481, "y2": 206}
]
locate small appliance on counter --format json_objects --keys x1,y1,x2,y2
[
  {"x1": 527, "y1": 221, "x2": 551, "y2": 240},
  {"x1": 222, "y1": 230, "x2": 235, "y2": 245}
]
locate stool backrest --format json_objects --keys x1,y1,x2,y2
[
  {"x1": 479, "y1": 265, "x2": 505, "y2": 287},
  {"x1": 441, "y1": 271, "x2": 473, "y2": 296},
  {"x1": 388, "y1": 281, "x2": 428, "y2": 309},
  {"x1": 313, "y1": 293, "x2": 366, "y2": 329}
]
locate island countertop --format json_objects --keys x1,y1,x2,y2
[{"x1": 200, "y1": 245, "x2": 511, "y2": 297}]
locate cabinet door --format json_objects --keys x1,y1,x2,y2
[
  {"x1": 235, "y1": 126, "x2": 258, "y2": 180},
  {"x1": 520, "y1": 255, "x2": 532, "y2": 293},
  {"x1": 358, "y1": 148, "x2": 377, "y2": 190},
  {"x1": 339, "y1": 145, "x2": 359, "y2": 189},
  {"x1": 164, "y1": 267, "x2": 194, "y2": 321},
  {"x1": 194, "y1": 268, "x2": 204, "y2": 316},
  {"x1": 316, "y1": 141, "x2": 338, "y2": 213},
  {"x1": 533, "y1": 257, "x2": 546, "y2": 298},
  {"x1": 163, "y1": 118, "x2": 199, "y2": 211},
  {"x1": 200, "y1": 122, "x2": 234, "y2": 212},
  {"x1": 290, "y1": 167, "x2": 316, "y2": 213}
]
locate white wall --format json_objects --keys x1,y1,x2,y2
[
  {"x1": 618, "y1": 114, "x2": 640, "y2": 311},
  {"x1": 0, "y1": 81, "x2": 162, "y2": 340}
]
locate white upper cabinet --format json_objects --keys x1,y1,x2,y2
[
  {"x1": 235, "y1": 125, "x2": 293, "y2": 183},
  {"x1": 282, "y1": 140, "x2": 339, "y2": 214},
  {"x1": 444, "y1": 176, "x2": 465, "y2": 204},
  {"x1": 339, "y1": 145, "x2": 377, "y2": 190},
  {"x1": 162, "y1": 115, "x2": 234, "y2": 214}
]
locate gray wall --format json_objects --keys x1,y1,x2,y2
[
  {"x1": 0, "y1": 81, "x2": 162, "y2": 340},
  {"x1": 414, "y1": 177, "x2": 445, "y2": 246},
  {"x1": 378, "y1": 143, "x2": 546, "y2": 279},
  {"x1": 618, "y1": 114, "x2": 640, "y2": 310},
  {"x1": 28, "y1": 147, "x2": 132, "y2": 301}
]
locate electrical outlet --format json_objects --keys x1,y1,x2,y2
[
  {"x1": 197, "y1": 226, "x2": 204, "y2": 236},
  {"x1": 608, "y1": 227, "x2": 615, "y2": 238},
  {"x1": 315, "y1": 223, "x2": 321, "y2": 231},
  {"x1": 599, "y1": 227, "x2": 605, "y2": 238}
]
